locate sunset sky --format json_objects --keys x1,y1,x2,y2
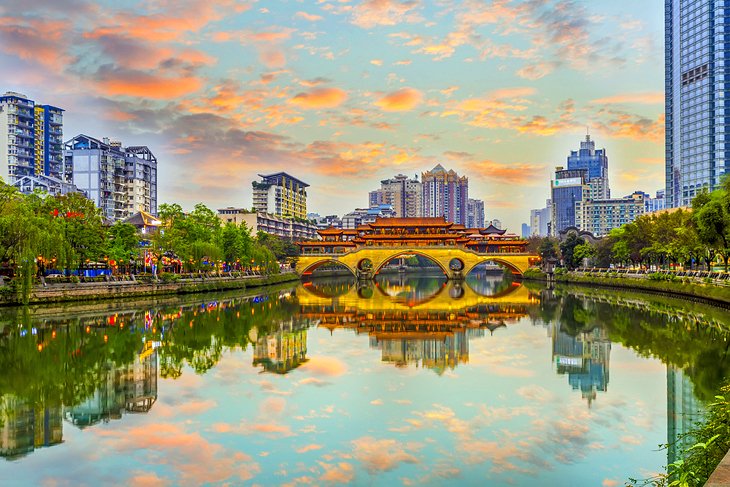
[{"x1": 2, "y1": 0, "x2": 665, "y2": 230}]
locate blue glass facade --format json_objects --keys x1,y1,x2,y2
[
  {"x1": 567, "y1": 135, "x2": 608, "y2": 181},
  {"x1": 551, "y1": 168, "x2": 587, "y2": 234},
  {"x1": 666, "y1": 0, "x2": 730, "y2": 207}
]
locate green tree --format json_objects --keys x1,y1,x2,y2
[
  {"x1": 108, "y1": 222, "x2": 139, "y2": 269},
  {"x1": 559, "y1": 233, "x2": 585, "y2": 270},
  {"x1": 693, "y1": 190, "x2": 730, "y2": 270},
  {"x1": 538, "y1": 238, "x2": 559, "y2": 261},
  {"x1": 573, "y1": 242, "x2": 596, "y2": 267},
  {"x1": 220, "y1": 222, "x2": 244, "y2": 264}
]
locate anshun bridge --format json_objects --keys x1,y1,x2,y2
[{"x1": 296, "y1": 217, "x2": 540, "y2": 279}]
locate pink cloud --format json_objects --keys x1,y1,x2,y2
[
  {"x1": 516, "y1": 62, "x2": 557, "y2": 80},
  {"x1": 0, "y1": 18, "x2": 70, "y2": 69},
  {"x1": 375, "y1": 87, "x2": 422, "y2": 111},
  {"x1": 290, "y1": 87, "x2": 348, "y2": 108},
  {"x1": 295, "y1": 11, "x2": 323, "y2": 22},
  {"x1": 296, "y1": 444, "x2": 323, "y2": 453},
  {"x1": 128, "y1": 471, "x2": 171, "y2": 487},
  {"x1": 349, "y1": 0, "x2": 423, "y2": 29},
  {"x1": 298, "y1": 356, "x2": 348, "y2": 377},
  {"x1": 350, "y1": 436, "x2": 420, "y2": 472},
  {"x1": 591, "y1": 92, "x2": 664, "y2": 105},
  {"x1": 318, "y1": 462, "x2": 355, "y2": 483},
  {"x1": 94, "y1": 68, "x2": 204, "y2": 99},
  {"x1": 95, "y1": 423, "x2": 260, "y2": 484}
]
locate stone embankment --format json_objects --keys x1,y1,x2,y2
[
  {"x1": 0, "y1": 272, "x2": 300, "y2": 306},
  {"x1": 524, "y1": 268, "x2": 730, "y2": 308}
]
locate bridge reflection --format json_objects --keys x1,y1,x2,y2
[{"x1": 298, "y1": 276, "x2": 538, "y2": 373}]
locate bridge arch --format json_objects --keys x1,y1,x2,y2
[
  {"x1": 372, "y1": 249, "x2": 450, "y2": 277},
  {"x1": 464, "y1": 257, "x2": 525, "y2": 277},
  {"x1": 299, "y1": 259, "x2": 357, "y2": 278}
]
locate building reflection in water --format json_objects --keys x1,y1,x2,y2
[
  {"x1": 0, "y1": 343, "x2": 158, "y2": 459},
  {"x1": 0, "y1": 397, "x2": 63, "y2": 460},
  {"x1": 370, "y1": 328, "x2": 481, "y2": 374},
  {"x1": 65, "y1": 345, "x2": 158, "y2": 428},
  {"x1": 551, "y1": 321, "x2": 611, "y2": 406},
  {"x1": 667, "y1": 365, "x2": 704, "y2": 465},
  {"x1": 252, "y1": 319, "x2": 309, "y2": 374}
]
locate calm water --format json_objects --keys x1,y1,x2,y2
[{"x1": 0, "y1": 273, "x2": 729, "y2": 486}]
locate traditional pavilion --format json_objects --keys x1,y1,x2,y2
[{"x1": 298, "y1": 217, "x2": 528, "y2": 255}]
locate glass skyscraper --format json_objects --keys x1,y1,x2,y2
[
  {"x1": 551, "y1": 168, "x2": 588, "y2": 234},
  {"x1": 666, "y1": 0, "x2": 730, "y2": 207},
  {"x1": 567, "y1": 135, "x2": 608, "y2": 181}
]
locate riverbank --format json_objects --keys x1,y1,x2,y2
[
  {"x1": 0, "y1": 272, "x2": 300, "y2": 307},
  {"x1": 523, "y1": 268, "x2": 730, "y2": 485},
  {"x1": 524, "y1": 269, "x2": 730, "y2": 308}
]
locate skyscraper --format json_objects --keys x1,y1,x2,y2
[
  {"x1": 0, "y1": 91, "x2": 72, "y2": 194},
  {"x1": 567, "y1": 134, "x2": 609, "y2": 199},
  {"x1": 665, "y1": 1, "x2": 730, "y2": 207},
  {"x1": 421, "y1": 164, "x2": 468, "y2": 225},
  {"x1": 369, "y1": 174, "x2": 422, "y2": 218},
  {"x1": 551, "y1": 167, "x2": 588, "y2": 235}
]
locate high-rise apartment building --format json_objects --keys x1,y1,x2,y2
[
  {"x1": 64, "y1": 134, "x2": 158, "y2": 221},
  {"x1": 421, "y1": 164, "x2": 468, "y2": 225},
  {"x1": 369, "y1": 174, "x2": 422, "y2": 218},
  {"x1": 665, "y1": 1, "x2": 730, "y2": 207},
  {"x1": 466, "y1": 198, "x2": 485, "y2": 228},
  {"x1": 0, "y1": 91, "x2": 71, "y2": 194},
  {"x1": 252, "y1": 172, "x2": 308, "y2": 220}
]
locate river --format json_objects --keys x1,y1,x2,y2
[{"x1": 0, "y1": 272, "x2": 728, "y2": 486}]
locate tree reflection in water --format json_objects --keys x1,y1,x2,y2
[{"x1": 0, "y1": 278, "x2": 728, "y2": 462}]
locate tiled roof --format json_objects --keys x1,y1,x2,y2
[{"x1": 368, "y1": 217, "x2": 451, "y2": 227}]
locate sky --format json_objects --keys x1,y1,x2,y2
[{"x1": 1, "y1": 0, "x2": 665, "y2": 231}]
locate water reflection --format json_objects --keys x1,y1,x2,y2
[
  {"x1": 0, "y1": 397, "x2": 63, "y2": 460},
  {"x1": 252, "y1": 318, "x2": 309, "y2": 374},
  {"x1": 65, "y1": 349, "x2": 158, "y2": 427},
  {"x1": 0, "y1": 277, "x2": 727, "y2": 486},
  {"x1": 551, "y1": 322, "x2": 610, "y2": 406},
  {"x1": 303, "y1": 275, "x2": 532, "y2": 374}
]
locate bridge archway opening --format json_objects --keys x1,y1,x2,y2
[
  {"x1": 299, "y1": 259, "x2": 356, "y2": 279},
  {"x1": 465, "y1": 259, "x2": 522, "y2": 297},
  {"x1": 466, "y1": 258, "x2": 524, "y2": 277},
  {"x1": 374, "y1": 251, "x2": 449, "y2": 277}
]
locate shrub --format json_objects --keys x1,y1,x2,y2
[
  {"x1": 159, "y1": 272, "x2": 181, "y2": 283},
  {"x1": 523, "y1": 268, "x2": 546, "y2": 280}
]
